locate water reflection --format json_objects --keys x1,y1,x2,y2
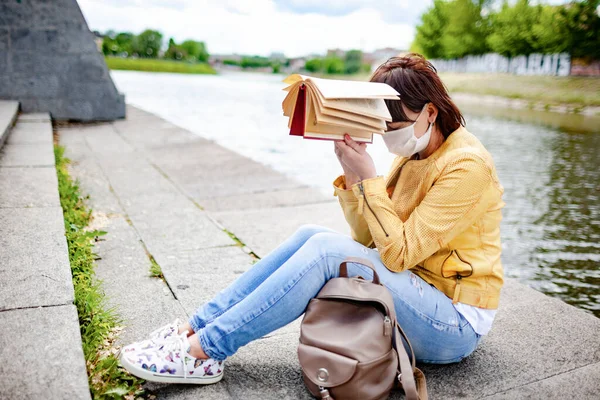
[{"x1": 111, "y1": 70, "x2": 599, "y2": 318}]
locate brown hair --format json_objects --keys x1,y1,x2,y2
[{"x1": 370, "y1": 53, "x2": 465, "y2": 139}]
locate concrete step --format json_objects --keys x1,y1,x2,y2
[
  {"x1": 0, "y1": 101, "x2": 19, "y2": 150},
  {"x1": 0, "y1": 113, "x2": 92, "y2": 399}
]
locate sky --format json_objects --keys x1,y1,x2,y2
[
  {"x1": 77, "y1": 0, "x2": 430, "y2": 58},
  {"x1": 77, "y1": 0, "x2": 573, "y2": 59}
]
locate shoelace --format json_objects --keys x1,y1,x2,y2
[
  {"x1": 160, "y1": 330, "x2": 191, "y2": 379},
  {"x1": 149, "y1": 318, "x2": 181, "y2": 341}
]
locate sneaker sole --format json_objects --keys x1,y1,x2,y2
[{"x1": 120, "y1": 353, "x2": 224, "y2": 385}]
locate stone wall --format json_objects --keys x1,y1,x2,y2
[
  {"x1": 0, "y1": 0, "x2": 125, "y2": 121},
  {"x1": 430, "y1": 53, "x2": 571, "y2": 76}
]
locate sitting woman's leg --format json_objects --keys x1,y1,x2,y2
[
  {"x1": 192, "y1": 232, "x2": 482, "y2": 364},
  {"x1": 184, "y1": 224, "x2": 338, "y2": 334},
  {"x1": 191, "y1": 230, "x2": 376, "y2": 361}
]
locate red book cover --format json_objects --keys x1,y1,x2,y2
[{"x1": 289, "y1": 83, "x2": 306, "y2": 136}]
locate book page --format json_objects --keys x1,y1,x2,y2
[
  {"x1": 283, "y1": 73, "x2": 400, "y2": 99},
  {"x1": 308, "y1": 76, "x2": 400, "y2": 99},
  {"x1": 323, "y1": 97, "x2": 393, "y2": 121},
  {"x1": 310, "y1": 85, "x2": 385, "y2": 129}
]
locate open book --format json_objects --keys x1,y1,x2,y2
[{"x1": 281, "y1": 74, "x2": 400, "y2": 143}]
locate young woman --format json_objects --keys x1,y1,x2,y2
[{"x1": 120, "y1": 53, "x2": 505, "y2": 384}]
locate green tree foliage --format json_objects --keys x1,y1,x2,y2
[
  {"x1": 412, "y1": 0, "x2": 600, "y2": 60},
  {"x1": 164, "y1": 38, "x2": 188, "y2": 60},
  {"x1": 101, "y1": 32, "x2": 134, "y2": 56},
  {"x1": 181, "y1": 40, "x2": 210, "y2": 62},
  {"x1": 561, "y1": 0, "x2": 600, "y2": 60},
  {"x1": 442, "y1": 0, "x2": 490, "y2": 58},
  {"x1": 240, "y1": 55, "x2": 272, "y2": 68},
  {"x1": 304, "y1": 58, "x2": 323, "y2": 72},
  {"x1": 413, "y1": 0, "x2": 450, "y2": 59},
  {"x1": 132, "y1": 29, "x2": 163, "y2": 58},
  {"x1": 344, "y1": 50, "x2": 363, "y2": 74},
  {"x1": 324, "y1": 56, "x2": 344, "y2": 74},
  {"x1": 486, "y1": 0, "x2": 543, "y2": 56}
]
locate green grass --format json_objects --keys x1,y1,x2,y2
[
  {"x1": 148, "y1": 254, "x2": 164, "y2": 279},
  {"x1": 439, "y1": 73, "x2": 600, "y2": 108},
  {"x1": 105, "y1": 56, "x2": 217, "y2": 74},
  {"x1": 55, "y1": 144, "x2": 145, "y2": 399}
]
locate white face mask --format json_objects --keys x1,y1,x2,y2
[{"x1": 382, "y1": 103, "x2": 433, "y2": 158}]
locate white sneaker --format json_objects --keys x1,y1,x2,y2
[
  {"x1": 120, "y1": 331, "x2": 225, "y2": 384},
  {"x1": 121, "y1": 318, "x2": 184, "y2": 354}
]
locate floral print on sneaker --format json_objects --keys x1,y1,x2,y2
[
  {"x1": 121, "y1": 318, "x2": 184, "y2": 354},
  {"x1": 120, "y1": 331, "x2": 225, "y2": 384}
]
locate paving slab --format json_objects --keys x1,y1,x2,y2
[
  {"x1": 144, "y1": 141, "x2": 302, "y2": 200},
  {"x1": 155, "y1": 246, "x2": 257, "y2": 314},
  {"x1": 0, "y1": 207, "x2": 74, "y2": 311},
  {"x1": 16, "y1": 112, "x2": 51, "y2": 122},
  {"x1": 0, "y1": 143, "x2": 55, "y2": 166},
  {"x1": 199, "y1": 186, "x2": 335, "y2": 212},
  {"x1": 129, "y1": 206, "x2": 234, "y2": 256},
  {"x1": 0, "y1": 305, "x2": 91, "y2": 400},
  {"x1": 0, "y1": 166, "x2": 60, "y2": 207},
  {"x1": 483, "y1": 362, "x2": 600, "y2": 399},
  {"x1": 112, "y1": 118, "x2": 207, "y2": 149},
  {"x1": 91, "y1": 213, "x2": 188, "y2": 347},
  {"x1": 211, "y1": 201, "x2": 351, "y2": 257},
  {"x1": 6, "y1": 120, "x2": 52, "y2": 144}
]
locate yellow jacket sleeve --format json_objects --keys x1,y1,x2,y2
[
  {"x1": 350, "y1": 152, "x2": 496, "y2": 273},
  {"x1": 332, "y1": 174, "x2": 374, "y2": 247}
]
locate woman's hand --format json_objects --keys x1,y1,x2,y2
[{"x1": 334, "y1": 133, "x2": 377, "y2": 181}]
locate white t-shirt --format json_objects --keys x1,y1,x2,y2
[{"x1": 453, "y1": 302, "x2": 497, "y2": 335}]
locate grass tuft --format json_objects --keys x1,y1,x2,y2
[
  {"x1": 55, "y1": 144, "x2": 145, "y2": 399},
  {"x1": 148, "y1": 254, "x2": 164, "y2": 279}
]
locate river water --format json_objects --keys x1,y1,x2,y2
[{"x1": 111, "y1": 70, "x2": 600, "y2": 318}]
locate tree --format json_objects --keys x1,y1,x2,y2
[
  {"x1": 181, "y1": 40, "x2": 209, "y2": 62},
  {"x1": 531, "y1": 5, "x2": 570, "y2": 54},
  {"x1": 164, "y1": 38, "x2": 187, "y2": 60},
  {"x1": 344, "y1": 50, "x2": 363, "y2": 74},
  {"x1": 561, "y1": 0, "x2": 600, "y2": 60},
  {"x1": 441, "y1": 0, "x2": 491, "y2": 58},
  {"x1": 132, "y1": 29, "x2": 163, "y2": 58},
  {"x1": 413, "y1": 0, "x2": 449, "y2": 59},
  {"x1": 486, "y1": 0, "x2": 543, "y2": 57},
  {"x1": 323, "y1": 56, "x2": 344, "y2": 74},
  {"x1": 304, "y1": 58, "x2": 323, "y2": 72}
]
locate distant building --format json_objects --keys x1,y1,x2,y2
[{"x1": 364, "y1": 48, "x2": 408, "y2": 72}]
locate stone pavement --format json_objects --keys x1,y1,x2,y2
[
  {"x1": 0, "y1": 103, "x2": 91, "y2": 399},
  {"x1": 55, "y1": 105, "x2": 600, "y2": 399}
]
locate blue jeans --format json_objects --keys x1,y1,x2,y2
[{"x1": 189, "y1": 224, "x2": 482, "y2": 364}]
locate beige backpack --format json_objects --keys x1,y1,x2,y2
[{"x1": 297, "y1": 257, "x2": 428, "y2": 400}]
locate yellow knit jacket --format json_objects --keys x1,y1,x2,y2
[{"x1": 333, "y1": 126, "x2": 505, "y2": 309}]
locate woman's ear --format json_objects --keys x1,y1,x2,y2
[{"x1": 427, "y1": 103, "x2": 439, "y2": 124}]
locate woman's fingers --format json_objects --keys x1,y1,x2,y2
[{"x1": 343, "y1": 133, "x2": 363, "y2": 153}]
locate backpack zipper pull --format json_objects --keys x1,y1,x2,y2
[
  {"x1": 384, "y1": 315, "x2": 392, "y2": 336},
  {"x1": 318, "y1": 385, "x2": 334, "y2": 400}
]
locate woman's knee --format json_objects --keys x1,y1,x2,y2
[{"x1": 294, "y1": 224, "x2": 337, "y2": 240}]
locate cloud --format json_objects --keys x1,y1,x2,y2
[
  {"x1": 78, "y1": 0, "x2": 419, "y2": 57},
  {"x1": 274, "y1": 0, "x2": 429, "y2": 25}
]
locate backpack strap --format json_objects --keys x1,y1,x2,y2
[{"x1": 392, "y1": 320, "x2": 428, "y2": 400}]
